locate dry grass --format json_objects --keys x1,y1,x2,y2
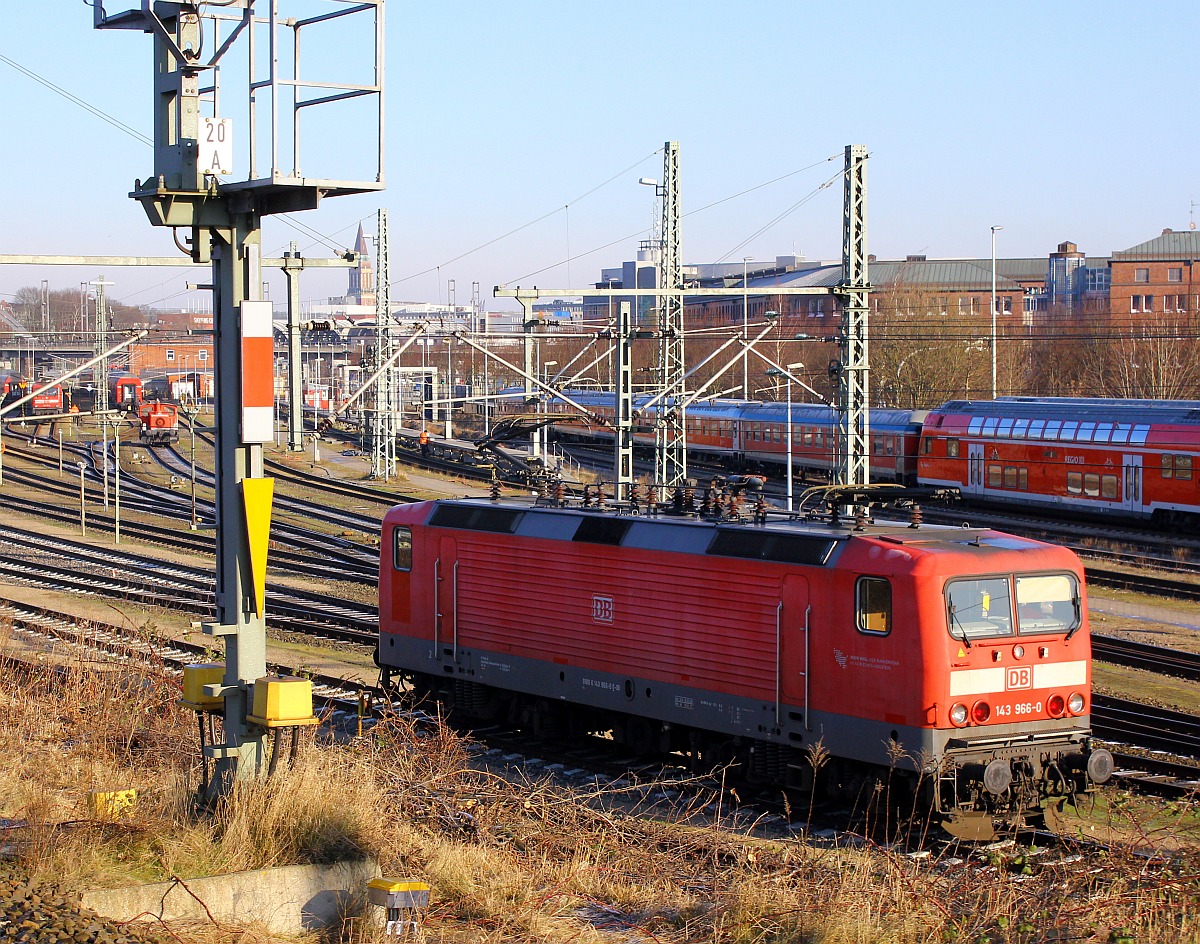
[{"x1": 2, "y1": 620, "x2": 1199, "y2": 943}]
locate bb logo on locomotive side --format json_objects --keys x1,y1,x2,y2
[
  {"x1": 1006, "y1": 666, "x2": 1033, "y2": 690},
  {"x1": 592, "y1": 595, "x2": 614, "y2": 624}
]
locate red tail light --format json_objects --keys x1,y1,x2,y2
[
  {"x1": 971, "y1": 701, "x2": 991, "y2": 724},
  {"x1": 1047, "y1": 693, "x2": 1066, "y2": 718}
]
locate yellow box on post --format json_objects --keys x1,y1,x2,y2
[
  {"x1": 179, "y1": 664, "x2": 225, "y2": 711},
  {"x1": 247, "y1": 675, "x2": 319, "y2": 727},
  {"x1": 368, "y1": 878, "x2": 430, "y2": 909},
  {"x1": 87, "y1": 789, "x2": 137, "y2": 820}
]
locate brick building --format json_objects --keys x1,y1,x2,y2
[{"x1": 1107, "y1": 229, "x2": 1200, "y2": 327}]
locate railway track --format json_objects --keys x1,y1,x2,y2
[
  {"x1": 0, "y1": 436, "x2": 380, "y2": 582},
  {"x1": 1, "y1": 528, "x2": 378, "y2": 641},
  {"x1": 1091, "y1": 634, "x2": 1200, "y2": 680}
]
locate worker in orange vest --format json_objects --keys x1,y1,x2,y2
[{"x1": 418, "y1": 428, "x2": 430, "y2": 456}]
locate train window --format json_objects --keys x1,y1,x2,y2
[
  {"x1": 1067, "y1": 472, "x2": 1083, "y2": 494},
  {"x1": 998, "y1": 418, "x2": 1014, "y2": 438},
  {"x1": 1019, "y1": 468, "x2": 1028, "y2": 490},
  {"x1": 393, "y1": 527, "x2": 412, "y2": 572},
  {"x1": 1013, "y1": 419, "x2": 1029, "y2": 438},
  {"x1": 947, "y1": 438, "x2": 959, "y2": 458},
  {"x1": 968, "y1": 417, "x2": 984, "y2": 435},
  {"x1": 1044, "y1": 420, "x2": 1062, "y2": 440},
  {"x1": 886, "y1": 437, "x2": 895, "y2": 456},
  {"x1": 856, "y1": 577, "x2": 892, "y2": 635},
  {"x1": 1162, "y1": 454, "x2": 1174, "y2": 479},
  {"x1": 987, "y1": 464, "x2": 1002, "y2": 487},
  {"x1": 921, "y1": 437, "x2": 932, "y2": 456},
  {"x1": 1078, "y1": 422, "x2": 1096, "y2": 442},
  {"x1": 1003, "y1": 466, "x2": 1018, "y2": 488},
  {"x1": 1111, "y1": 424, "x2": 1131, "y2": 444},
  {"x1": 1177, "y1": 455, "x2": 1193, "y2": 480},
  {"x1": 1101, "y1": 474, "x2": 1118, "y2": 499},
  {"x1": 1015, "y1": 574, "x2": 1079, "y2": 635},
  {"x1": 1132, "y1": 425, "x2": 1150, "y2": 444},
  {"x1": 1083, "y1": 473, "x2": 1100, "y2": 496},
  {"x1": 1095, "y1": 423, "x2": 1113, "y2": 443},
  {"x1": 1061, "y1": 421, "x2": 1079, "y2": 441},
  {"x1": 804, "y1": 428, "x2": 813, "y2": 445},
  {"x1": 982, "y1": 417, "x2": 998, "y2": 437},
  {"x1": 1029, "y1": 420, "x2": 1045, "y2": 438},
  {"x1": 946, "y1": 576, "x2": 1013, "y2": 640}
]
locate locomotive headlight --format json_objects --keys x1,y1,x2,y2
[
  {"x1": 1047, "y1": 693, "x2": 1066, "y2": 718},
  {"x1": 1012, "y1": 644, "x2": 1025, "y2": 659},
  {"x1": 971, "y1": 701, "x2": 991, "y2": 724},
  {"x1": 1068, "y1": 692, "x2": 1085, "y2": 715},
  {"x1": 950, "y1": 703, "x2": 969, "y2": 726}
]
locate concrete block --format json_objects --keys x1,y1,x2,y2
[{"x1": 82, "y1": 859, "x2": 378, "y2": 936}]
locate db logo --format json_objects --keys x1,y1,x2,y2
[
  {"x1": 1006, "y1": 666, "x2": 1032, "y2": 691},
  {"x1": 592, "y1": 595, "x2": 614, "y2": 624}
]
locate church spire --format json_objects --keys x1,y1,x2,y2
[{"x1": 348, "y1": 223, "x2": 375, "y2": 304}]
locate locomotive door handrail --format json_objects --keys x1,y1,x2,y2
[
  {"x1": 775, "y1": 602, "x2": 783, "y2": 726},
  {"x1": 804, "y1": 604, "x2": 811, "y2": 731},
  {"x1": 433, "y1": 557, "x2": 441, "y2": 659},
  {"x1": 453, "y1": 560, "x2": 460, "y2": 661}
]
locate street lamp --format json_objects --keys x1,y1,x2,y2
[
  {"x1": 742, "y1": 256, "x2": 755, "y2": 397},
  {"x1": 990, "y1": 224, "x2": 1003, "y2": 400},
  {"x1": 766, "y1": 362, "x2": 805, "y2": 512}
]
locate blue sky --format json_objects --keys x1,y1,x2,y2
[{"x1": 1, "y1": 2, "x2": 1196, "y2": 312}]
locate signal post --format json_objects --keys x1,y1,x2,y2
[{"x1": 94, "y1": 1, "x2": 384, "y2": 796}]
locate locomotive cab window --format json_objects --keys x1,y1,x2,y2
[
  {"x1": 856, "y1": 577, "x2": 892, "y2": 635},
  {"x1": 393, "y1": 526, "x2": 412, "y2": 572},
  {"x1": 1015, "y1": 573, "x2": 1079, "y2": 635},
  {"x1": 946, "y1": 576, "x2": 1013, "y2": 640}
]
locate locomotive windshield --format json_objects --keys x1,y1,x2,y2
[{"x1": 946, "y1": 573, "x2": 1080, "y2": 641}]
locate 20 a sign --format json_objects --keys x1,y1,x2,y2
[{"x1": 199, "y1": 118, "x2": 232, "y2": 176}]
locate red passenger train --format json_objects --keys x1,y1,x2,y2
[
  {"x1": 525, "y1": 391, "x2": 1200, "y2": 528},
  {"x1": 918, "y1": 397, "x2": 1200, "y2": 528},
  {"x1": 377, "y1": 490, "x2": 1114, "y2": 836}
]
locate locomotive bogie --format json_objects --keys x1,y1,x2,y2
[{"x1": 378, "y1": 497, "x2": 1110, "y2": 832}]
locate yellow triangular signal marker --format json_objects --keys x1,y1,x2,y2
[
  {"x1": 241, "y1": 477, "x2": 275, "y2": 619},
  {"x1": 957, "y1": 647, "x2": 966, "y2": 658}
]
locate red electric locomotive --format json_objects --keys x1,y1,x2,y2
[
  {"x1": 138, "y1": 400, "x2": 181, "y2": 445},
  {"x1": 377, "y1": 488, "x2": 1113, "y2": 836},
  {"x1": 29, "y1": 381, "x2": 64, "y2": 415},
  {"x1": 918, "y1": 397, "x2": 1200, "y2": 528}
]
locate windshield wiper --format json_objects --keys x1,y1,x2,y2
[
  {"x1": 1065, "y1": 598, "x2": 1082, "y2": 641},
  {"x1": 948, "y1": 603, "x2": 972, "y2": 649}
]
